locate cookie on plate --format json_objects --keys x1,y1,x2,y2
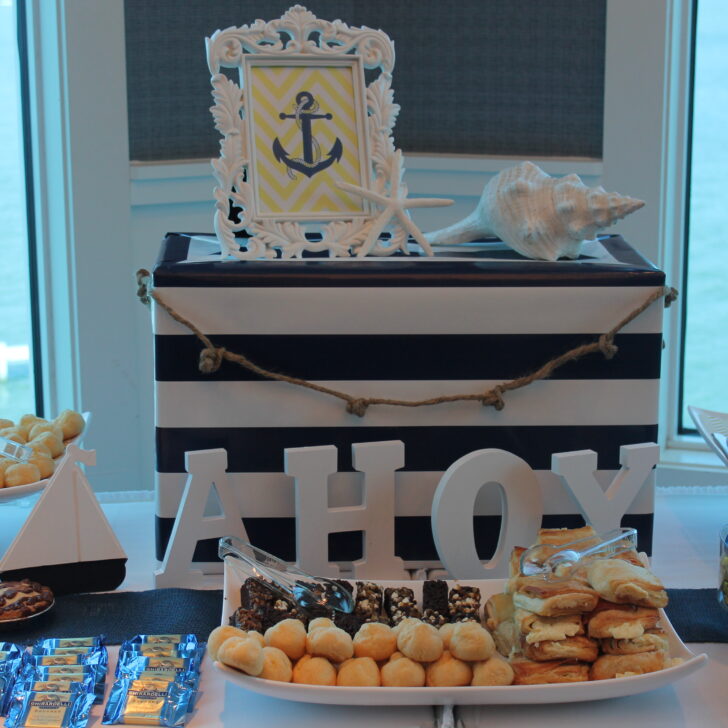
[{"x1": 0, "y1": 579, "x2": 54, "y2": 621}]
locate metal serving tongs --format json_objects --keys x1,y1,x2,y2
[
  {"x1": 219, "y1": 536, "x2": 355, "y2": 614},
  {"x1": 519, "y1": 527, "x2": 639, "y2": 579}
]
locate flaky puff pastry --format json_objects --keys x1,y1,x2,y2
[
  {"x1": 380, "y1": 652, "x2": 426, "y2": 687},
  {"x1": 514, "y1": 608, "x2": 584, "y2": 643},
  {"x1": 218, "y1": 635, "x2": 265, "y2": 676},
  {"x1": 586, "y1": 600, "x2": 660, "y2": 639},
  {"x1": 207, "y1": 625, "x2": 248, "y2": 660},
  {"x1": 600, "y1": 629, "x2": 668, "y2": 656},
  {"x1": 511, "y1": 657, "x2": 590, "y2": 685},
  {"x1": 292, "y1": 654, "x2": 336, "y2": 685},
  {"x1": 471, "y1": 656, "x2": 514, "y2": 686},
  {"x1": 425, "y1": 651, "x2": 472, "y2": 687},
  {"x1": 306, "y1": 626, "x2": 353, "y2": 663},
  {"x1": 536, "y1": 526, "x2": 599, "y2": 547},
  {"x1": 586, "y1": 558, "x2": 668, "y2": 608},
  {"x1": 336, "y1": 657, "x2": 381, "y2": 687},
  {"x1": 397, "y1": 622, "x2": 443, "y2": 663},
  {"x1": 448, "y1": 621, "x2": 495, "y2": 662},
  {"x1": 485, "y1": 593, "x2": 518, "y2": 657},
  {"x1": 265, "y1": 618, "x2": 307, "y2": 660},
  {"x1": 521, "y1": 635, "x2": 599, "y2": 663},
  {"x1": 512, "y1": 576, "x2": 599, "y2": 617},
  {"x1": 353, "y1": 622, "x2": 397, "y2": 661},
  {"x1": 589, "y1": 650, "x2": 665, "y2": 680},
  {"x1": 259, "y1": 646, "x2": 292, "y2": 682}
]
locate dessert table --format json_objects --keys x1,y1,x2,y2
[{"x1": 1, "y1": 485, "x2": 727, "y2": 727}]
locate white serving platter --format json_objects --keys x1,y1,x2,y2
[
  {"x1": 215, "y1": 564, "x2": 707, "y2": 706},
  {"x1": 0, "y1": 413, "x2": 90, "y2": 504}
]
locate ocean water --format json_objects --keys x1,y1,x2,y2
[{"x1": 0, "y1": 3, "x2": 724, "y2": 430}]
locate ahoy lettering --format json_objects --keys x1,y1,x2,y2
[{"x1": 273, "y1": 91, "x2": 343, "y2": 178}]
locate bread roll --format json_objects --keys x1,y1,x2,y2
[
  {"x1": 353, "y1": 622, "x2": 397, "y2": 661},
  {"x1": 207, "y1": 625, "x2": 248, "y2": 660},
  {"x1": 292, "y1": 654, "x2": 336, "y2": 685},
  {"x1": 259, "y1": 646, "x2": 292, "y2": 682},
  {"x1": 217, "y1": 635, "x2": 264, "y2": 676},
  {"x1": 425, "y1": 651, "x2": 472, "y2": 687},
  {"x1": 336, "y1": 657, "x2": 381, "y2": 687},
  {"x1": 265, "y1": 618, "x2": 307, "y2": 660}
]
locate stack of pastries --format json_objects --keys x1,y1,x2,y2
[
  {"x1": 212, "y1": 526, "x2": 674, "y2": 687},
  {"x1": 0, "y1": 410, "x2": 85, "y2": 488},
  {"x1": 486, "y1": 525, "x2": 672, "y2": 684}
]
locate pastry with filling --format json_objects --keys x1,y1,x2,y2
[
  {"x1": 0, "y1": 579, "x2": 54, "y2": 620},
  {"x1": 586, "y1": 558, "x2": 668, "y2": 608},
  {"x1": 514, "y1": 608, "x2": 585, "y2": 643},
  {"x1": 484, "y1": 594, "x2": 518, "y2": 657},
  {"x1": 600, "y1": 628, "x2": 668, "y2": 655},
  {"x1": 511, "y1": 657, "x2": 590, "y2": 685},
  {"x1": 512, "y1": 576, "x2": 599, "y2": 617},
  {"x1": 589, "y1": 650, "x2": 666, "y2": 680},
  {"x1": 586, "y1": 600, "x2": 660, "y2": 639},
  {"x1": 536, "y1": 525, "x2": 599, "y2": 547},
  {"x1": 521, "y1": 635, "x2": 599, "y2": 662},
  {"x1": 448, "y1": 585, "x2": 481, "y2": 622}
]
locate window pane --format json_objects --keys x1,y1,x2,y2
[
  {"x1": 0, "y1": 0, "x2": 36, "y2": 421},
  {"x1": 682, "y1": 0, "x2": 728, "y2": 427}
]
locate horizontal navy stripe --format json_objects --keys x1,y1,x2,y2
[
  {"x1": 155, "y1": 424, "x2": 658, "y2": 473},
  {"x1": 155, "y1": 333, "x2": 662, "y2": 382},
  {"x1": 155, "y1": 513, "x2": 654, "y2": 563},
  {"x1": 153, "y1": 234, "x2": 664, "y2": 288}
]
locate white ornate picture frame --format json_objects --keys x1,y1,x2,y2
[{"x1": 206, "y1": 5, "x2": 404, "y2": 260}]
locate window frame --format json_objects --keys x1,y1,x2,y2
[{"x1": 25, "y1": 0, "x2": 718, "y2": 493}]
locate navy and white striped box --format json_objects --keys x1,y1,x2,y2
[{"x1": 152, "y1": 233, "x2": 665, "y2": 567}]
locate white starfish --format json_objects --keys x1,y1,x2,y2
[{"x1": 336, "y1": 150, "x2": 453, "y2": 257}]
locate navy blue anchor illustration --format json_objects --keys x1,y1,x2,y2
[{"x1": 272, "y1": 91, "x2": 343, "y2": 178}]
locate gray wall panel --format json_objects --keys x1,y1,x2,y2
[{"x1": 124, "y1": 0, "x2": 605, "y2": 160}]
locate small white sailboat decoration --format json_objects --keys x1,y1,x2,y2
[{"x1": 0, "y1": 442, "x2": 127, "y2": 594}]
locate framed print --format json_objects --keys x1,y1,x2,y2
[
  {"x1": 244, "y1": 57, "x2": 370, "y2": 222},
  {"x1": 206, "y1": 5, "x2": 408, "y2": 259}
]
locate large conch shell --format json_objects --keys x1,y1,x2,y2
[{"x1": 424, "y1": 162, "x2": 645, "y2": 261}]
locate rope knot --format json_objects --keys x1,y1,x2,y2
[
  {"x1": 665, "y1": 286, "x2": 679, "y2": 307},
  {"x1": 598, "y1": 334, "x2": 619, "y2": 360},
  {"x1": 136, "y1": 269, "x2": 152, "y2": 306},
  {"x1": 481, "y1": 385, "x2": 505, "y2": 411},
  {"x1": 346, "y1": 398, "x2": 370, "y2": 417},
  {"x1": 199, "y1": 346, "x2": 226, "y2": 373}
]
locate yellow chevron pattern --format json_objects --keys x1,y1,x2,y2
[{"x1": 248, "y1": 65, "x2": 366, "y2": 216}]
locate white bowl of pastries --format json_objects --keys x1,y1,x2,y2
[
  {"x1": 0, "y1": 410, "x2": 89, "y2": 502},
  {"x1": 212, "y1": 526, "x2": 707, "y2": 706}
]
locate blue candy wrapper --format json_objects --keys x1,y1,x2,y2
[
  {"x1": 102, "y1": 678, "x2": 193, "y2": 726},
  {"x1": 127, "y1": 635, "x2": 198, "y2": 645},
  {"x1": 119, "y1": 642, "x2": 205, "y2": 661},
  {"x1": 5, "y1": 683, "x2": 95, "y2": 728},
  {"x1": 22, "y1": 664, "x2": 105, "y2": 703},
  {"x1": 0, "y1": 644, "x2": 24, "y2": 663},
  {"x1": 115, "y1": 655, "x2": 198, "y2": 679},
  {"x1": 35, "y1": 637, "x2": 105, "y2": 651}
]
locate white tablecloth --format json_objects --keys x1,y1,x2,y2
[{"x1": 1, "y1": 487, "x2": 727, "y2": 727}]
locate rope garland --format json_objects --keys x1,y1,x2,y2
[{"x1": 136, "y1": 269, "x2": 677, "y2": 418}]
